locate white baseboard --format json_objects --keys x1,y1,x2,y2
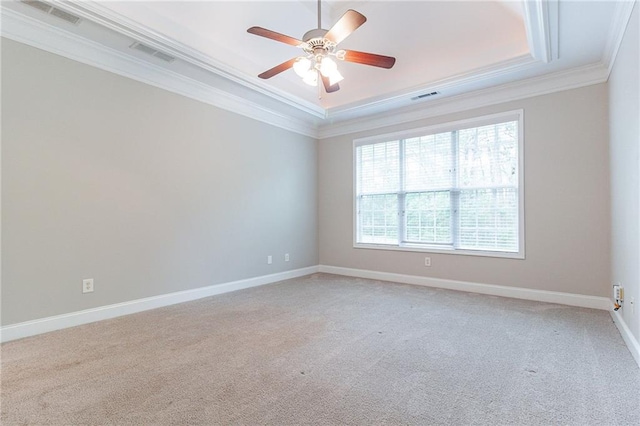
[
  {"x1": 318, "y1": 265, "x2": 612, "y2": 310},
  {"x1": 0, "y1": 266, "x2": 319, "y2": 343},
  {"x1": 611, "y1": 310, "x2": 640, "y2": 368},
  {"x1": 2, "y1": 265, "x2": 620, "y2": 349}
]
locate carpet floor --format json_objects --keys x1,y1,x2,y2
[{"x1": 1, "y1": 273, "x2": 639, "y2": 425}]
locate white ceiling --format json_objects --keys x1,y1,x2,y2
[
  {"x1": 92, "y1": 0, "x2": 530, "y2": 109},
  {"x1": 1, "y1": 0, "x2": 633, "y2": 136}
]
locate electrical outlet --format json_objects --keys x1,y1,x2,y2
[
  {"x1": 82, "y1": 278, "x2": 94, "y2": 293},
  {"x1": 285, "y1": 253, "x2": 290, "y2": 262},
  {"x1": 613, "y1": 284, "x2": 624, "y2": 301},
  {"x1": 424, "y1": 257, "x2": 431, "y2": 267},
  {"x1": 267, "y1": 255, "x2": 272, "y2": 265}
]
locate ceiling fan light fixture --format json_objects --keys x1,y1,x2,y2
[
  {"x1": 293, "y1": 57, "x2": 312, "y2": 78},
  {"x1": 248, "y1": 2, "x2": 395, "y2": 95},
  {"x1": 303, "y1": 69, "x2": 318, "y2": 86}
]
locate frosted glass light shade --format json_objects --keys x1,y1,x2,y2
[
  {"x1": 319, "y1": 57, "x2": 338, "y2": 77},
  {"x1": 293, "y1": 57, "x2": 311, "y2": 78},
  {"x1": 303, "y1": 69, "x2": 318, "y2": 86}
]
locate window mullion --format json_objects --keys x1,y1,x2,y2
[
  {"x1": 398, "y1": 139, "x2": 406, "y2": 244},
  {"x1": 356, "y1": 149, "x2": 362, "y2": 243},
  {"x1": 451, "y1": 130, "x2": 460, "y2": 249}
]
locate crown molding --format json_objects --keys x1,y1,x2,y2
[
  {"x1": 317, "y1": 62, "x2": 609, "y2": 139},
  {"x1": 0, "y1": 7, "x2": 319, "y2": 138},
  {"x1": 602, "y1": 0, "x2": 637, "y2": 77},
  {"x1": 59, "y1": 0, "x2": 326, "y2": 119},
  {"x1": 523, "y1": 0, "x2": 558, "y2": 63},
  {"x1": 325, "y1": 54, "x2": 537, "y2": 121}
]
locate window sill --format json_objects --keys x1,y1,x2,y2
[{"x1": 353, "y1": 243, "x2": 525, "y2": 259}]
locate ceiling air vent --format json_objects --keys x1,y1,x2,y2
[
  {"x1": 21, "y1": 1, "x2": 82, "y2": 24},
  {"x1": 49, "y1": 7, "x2": 82, "y2": 24},
  {"x1": 411, "y1": 91, "x2": 440, "y2": 101},
  {"x1": 153, "y1": 51, "x2": 177, "y2": 63},
  {"x1": 130, "y1": 42, "x2": 176, "y2": 63}
]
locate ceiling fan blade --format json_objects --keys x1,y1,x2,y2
[
  {"x1": 247, "y1": 27, "x2": 308, "y2": 48},
  {"x1": 324, "y1": 10, "x2": 367, "y2": 45},
  {"x1": 258, "y1": 58, "x2": 297, "y2": 79},
  {"x1": 341, "y1": 50, "x2": 396, "y2": 69},
  {"x1": 321, "y1": 75, "x2": 340, "y2": 93}
]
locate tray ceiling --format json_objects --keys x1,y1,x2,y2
[{"x1": 1, "y1": 1, "x2": 633, "y2": 136}]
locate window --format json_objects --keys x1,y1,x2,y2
[{"x1": 354, "y1": 111, "x2": 524, "y2": 258}]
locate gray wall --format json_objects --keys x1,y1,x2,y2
[
  {"x1": 319, "y1": 84, "x2": 610, "y2": 297},
  {"x1": 1, "y1": 39, "x2": 318, "y2": 325},
  {"x1": 609, "y1": 3, "x2": 639, "y2": 341}
]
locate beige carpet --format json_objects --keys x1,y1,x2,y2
[{"x1": 1, "y1": 273, "x2": 639, "y2": 425}]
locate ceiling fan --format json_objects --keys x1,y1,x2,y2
[{"x1": 247, "y1": 0, "x2": 396, "y2": 94}]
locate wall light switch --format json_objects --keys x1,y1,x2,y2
[{"x1": 267, "y1": 255, "x2": 272, "y2": 265}]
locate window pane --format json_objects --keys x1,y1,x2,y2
[
  {"x1": 404, "y1": 133, "x2": 453, "y2": 191},
  {"x1": 359, "y1": 194, "x2": 398, "y2": 244},
  {"x1": 357, "y1": 141, "x2": 400, "y2": 195},
  {"x1": 405, "y1": 192, "x2": 451, "y2": 244},
  {"x1": 458, "y1": 121, "x2": 518, "y2": 189},
  {"x1": 458, "y1": 188, "x2": 518, "y2": 251}
]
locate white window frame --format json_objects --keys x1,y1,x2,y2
[{"x1": 352, "y1": 110, "x2": 525, "y2": 259}]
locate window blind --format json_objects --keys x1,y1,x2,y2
[
  {"x1": 355, "y1": 115, "x2": 521, "y2": 255},
  {"x1": 356, "y1": 141, "x2": 400, "y2": 244}
]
